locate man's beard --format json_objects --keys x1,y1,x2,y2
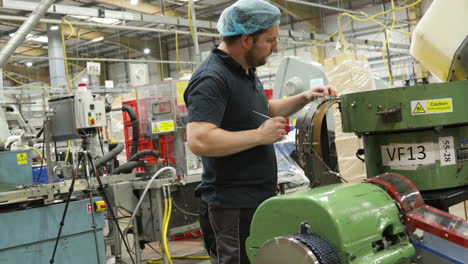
[{"x1": 245, "y1": 45, "x2": 268, "y2": 68}]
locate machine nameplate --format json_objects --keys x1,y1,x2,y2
[
  {"x1": 381, "y1": 143, "x2": 435, "y2": 167},
  {"x1": 411, "y1": 98, "x2": 453, "y2": 115},
  {"x1": 438, "y1": 136, "x2": 456, "y2": 166}
]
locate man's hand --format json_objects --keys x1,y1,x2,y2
[
  {"x1": 303, "y1": 85, "x2": 338, "y2": 102},
  {"x1": 257, "y1": 116, "x2": 287, "y2": 145}
]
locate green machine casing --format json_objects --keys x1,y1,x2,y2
[
  {"x1": 247, "y1": 183, "x2": 414, "y2": 263},
  {"x1": 340, "y1": 80, "x2": 468, "y2": 190}
]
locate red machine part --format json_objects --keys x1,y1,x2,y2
[
  {"x1": 367, "y1": 173, "x2": 468, "y2": 248},
  {"x1": 122, "y1": 100, "x2": 158, "y2": 171}
]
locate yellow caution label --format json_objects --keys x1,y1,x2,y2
[
  {"x1": 159, "y1": 121, "x2": 174, "y2": 132},
  {"x1": 411, "y1": 98, "x2": 453, "y2": 115},
  {"x1": 427, "y1": 100, "x2": 452, "y2": 113},
  {"x1": 151, "y1": 120, "x2": 174, "y2": 133},
  {"x1": 17, "y1": 153, "x2": 28, "y2": 165},
  {"x1": 413, "y1": 103, "x2": 426, "y2": 114}
]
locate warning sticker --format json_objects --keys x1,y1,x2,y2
[
  {"x1": 151, "y1": 120, "x2": 175, "y2": 134},
  {"x1": 411, "y1": 98, "x2": 453, "y2": 115},
  {"x1": 17, "y1": 153, "x2": 28, "y2": 165}
]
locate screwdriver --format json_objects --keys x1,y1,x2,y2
[{"x1": 252, "y1": 110, "x2": 270, "y2": 120}]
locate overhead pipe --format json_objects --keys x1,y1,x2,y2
[{"x1": 0, "y1": 0, "x2": 56, "y2": 68}]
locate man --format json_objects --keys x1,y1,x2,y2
[{"x1": 184, "y1": 1, "x2": 338, "y2": 263}]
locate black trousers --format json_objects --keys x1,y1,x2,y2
[{"x1": 199, "y1": 201, "x2": 256, "y2": 264}]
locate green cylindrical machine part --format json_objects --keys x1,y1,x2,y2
[
  {"x1": 340, "y1": 80, "x2": 468, "y2": 191},
  {"x1": 247, "y1": 183, "x2": 413, "y2": 263}
]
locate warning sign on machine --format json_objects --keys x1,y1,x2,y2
[{"x1": 411, "y1": 98, "x2": 453, "y2": 115}]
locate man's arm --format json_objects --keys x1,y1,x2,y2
[
  {"x1": 187, "y1": 117, "x2": 286, "y2": 157},
  {"x1": 268, "y1": 85, "x2": 338, "y2": 117}
]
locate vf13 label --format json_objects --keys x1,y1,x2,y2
[{"x1": 381, "y1": 143, "x2": 435, "y2": 166}]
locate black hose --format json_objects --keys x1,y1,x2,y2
[
  {"x1": 111, "y1": 160, "x2": 145, "y2": 175},
  {"x1": 94, "y1": 142, "x2": 124, "y2": 168},
  {"x1": 121, "y1": 105, "x2": 139, "y2": 158},
  {"x1": 129, "y1": 150, "x2": 160, "y2": 162}
]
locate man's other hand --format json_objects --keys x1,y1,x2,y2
[
  {"x1": 303, "y1": 85, "x2": 338, "y2": 101},
  {"x1": 257, "y1": 116, "x2": 287, "y2": 144}
]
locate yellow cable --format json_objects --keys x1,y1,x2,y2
[
  {"x1": 338, "y1": 0, "x2": 423, "y2": 22},
  {"x1": 30, "y1": 147, "x2": 45, "y2": 163},
  {"x1": 2, "y1": 67, "x2": 87, "y2": 89},
  {"x1": 381, "y1": 0, "x2": 397, "y2": 84},
  {"x1": 147, "y1": 256, "x2": 210, "y2": 264},
  {"x1": 62, "y1": 18, "x2": 76, "y2": 40},
  {"x1": 187, "y1": 1, "x2": 195, "y2": 42},
  {"x1": 175, "y1": 31, "x2": 183, "y2": 73},
  {"x1": 162, "y1": 187, "x2": 174, "y2": 264},
  {"x1": 65, "y1": 140, "x2": 71, "y2": 162},
  {"x1": 60, "y1": 24, "x2": 74, "y2": 95}
]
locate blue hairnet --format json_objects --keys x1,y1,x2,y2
[{"x1": 217, "y1": 0, "x2": 281, "y2": 36}]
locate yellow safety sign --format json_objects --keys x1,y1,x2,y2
[
  {"x1": 411, "y1": 98, "x2": 453, "y2": 116},
  {"x1": 17, "y1": 153, "x2": 28, "y2": 165},
  {"x1": 152, "y1": 123, "x2": 160, "y2": 132},
  {"x1": 151, "y1": 121, "x2": 174, "y2": 133},
  {"x1": 413, "y1": 103, "x2": 426, "y2": 114}
]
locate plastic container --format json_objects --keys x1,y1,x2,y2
[{"x1": 410, "y1": 0, "x2": 468, "y2": 81}]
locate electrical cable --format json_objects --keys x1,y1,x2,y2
[
  {"x1": 171, "y1": 200, "x2": 198, "y2": 216},
  {"x1": 123, "y1": 167, "x2": 177, "y2": 234},
  {"x1": 65, "y1": 140, "x2": 71, "y2": 163},
  {"x1": 59, "y1": 22, "x2": 73, "y2": 95},
  {"x1": 49, "y1": 152, "x2": 82, "y2": 264},
  {"x1": 162, "y1": 185, "x2": 174, "y2": 264},
  {"x1": 97, "y1": 128, "x2": 105, "y2": 156},
  {"x1": 30, "y1": 146, "x2": 45, "y2": 164},
  {"x1": 86, "y1": 152, "x2": 136, "y2": 264}
]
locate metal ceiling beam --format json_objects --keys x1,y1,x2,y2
[
  {"x1": 3, "y1": 63, "x2": 50, "y2": 83},
  {"x1": 0, "y1": 0, "x2": 55, "y2": 67},
  {"x1": 91, "y1": 0, "x2": 185, "y2": 17},
  {"x1": 281, "y1": 0, "x2": 416, "y2": 25},
  {"x1": 271, "y1": 0, "x2": 323, "y2": 32},
  {"x1": 1, "y1": 0, "x2": 217, "y2": 30}
]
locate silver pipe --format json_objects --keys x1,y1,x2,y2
[
  {"x1": 189, "y1": 0, "x2": 201, "y2": 65},
  {"x1": 0, "y1": 14, "x2": 219, "y2": 38},
  {"x1": 0, "y1": 0, "x2": 56, "y2": 67},
  {"x1": 10, "y1": 55, "x2": 196, "y2": 64}
]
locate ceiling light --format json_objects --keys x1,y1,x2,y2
[
  {"x1": 88, "y1": 17, "x2": 120, "y2": 25},
  {"x1": 50, "y1": 25, "x2": 60, "y2": 31},
  {"x1": 143, "y1": 48, "x2": 150, "y2": 54},
  {"x1": 82, "y1": 78, "x2": 88, "y2": 83},
  {"x1": 130, "y1": 0, "x2": 139, "y2": 5},
  {"x1": 91, "y1": 37, "x2": 104, "y2": 43},
  {"x1": 26, "y1": 62, "x2": 33, "y2": 67}
]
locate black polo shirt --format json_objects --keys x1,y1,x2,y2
[{"x1": 184, "y1": 46, "x2": 277, "y2": 208}]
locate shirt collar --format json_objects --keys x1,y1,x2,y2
[{"x1": 211, "y1": 45, "x2": 256, "y2": 76}]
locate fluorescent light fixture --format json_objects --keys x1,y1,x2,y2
[
  {"x1": 130, "y1": 0, "x2": 139, "y2": 5},
  {"x1": 143, "y1": 48, "x2": 150, "y2": 54},
  {"x1": 10, "y1": 33, "x2": 49, "y2": 43},
  {"x1": 50, "y1": 25, "x2": 60, "y2": 31},
  {"x1": 88, "y1": 17, "x2": 120, "y2": 25},
  {"x1": 91, "y1": 37, "x2": 104, "y2": 43},
  {"x1": 82, "y1": 78, "x2": 88, "y2": 83},
  {"x1": 26, "y1": 62, "x2": 33, "y2": 67}
]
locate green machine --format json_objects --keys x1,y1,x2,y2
[
  {"x1": 246, "y1": 181, "x2": 414, "y2": 264},
  {"x1": 340, "y1": 80, "x2": 468, "y2": 209}
]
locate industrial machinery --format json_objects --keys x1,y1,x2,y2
[
  {"x1": 247, "y1": 1, "x2": 468, "y2": 263},
  {"x1": 247, "y1": 173, "x2": 467, "y2": 264},
  {"x1": 0, "y1": 81, "x2": 202, "y2": 264}
]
